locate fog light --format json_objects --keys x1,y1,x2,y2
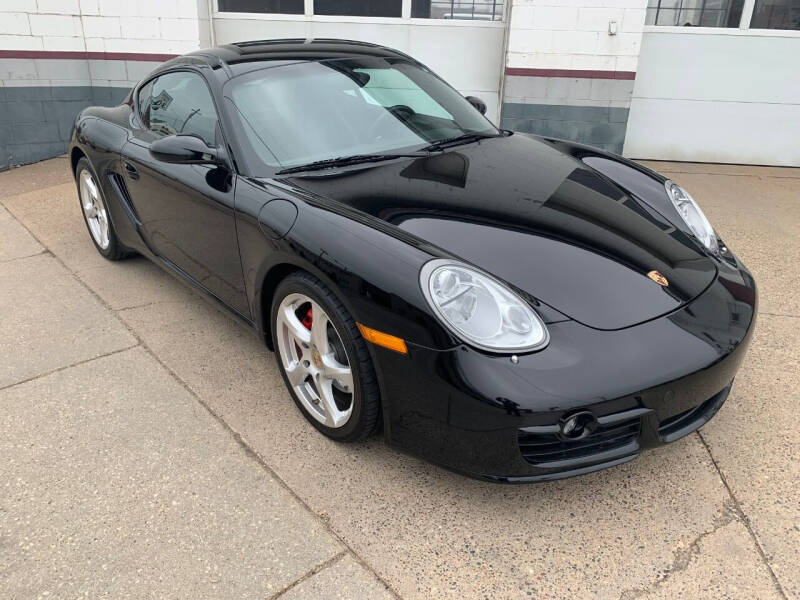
[{"x1": 558, "y1": 411, "x2": 598, "y2": 441}]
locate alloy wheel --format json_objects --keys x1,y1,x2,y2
[
  {"x1": 79, "y1": 169, "x2": 110, "y2": 250},
  {"x1": 276, "y1": 293, "x2": 355, "y2": 428}
]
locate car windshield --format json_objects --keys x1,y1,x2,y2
[{"x1": 225, "y1": 57, "x2": 498, "y2": 172}]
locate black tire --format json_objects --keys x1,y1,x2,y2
[
  {"x1": 271, "y1": 271, "x2": 381, "y2": 442},
  {"x1": 75, "y1": 157, "x2": 130, "y2": 261}
]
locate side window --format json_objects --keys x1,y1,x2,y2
[
  {"x1": 137, "y1": 79, "x2": 154, "y2": 127},
  {"x1": 146, "y1": 72, "x2": 219, "y2": 147}
]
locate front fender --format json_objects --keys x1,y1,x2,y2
[
  {"x1": 233, "y1": 177, "x2": 457, "y2": 353},
  {"x1": 234, "y1": 183, "x2": 463, "y2": 444},
  {"x1": 69, "y1": 114, "x2": 148, "y2": 254}
]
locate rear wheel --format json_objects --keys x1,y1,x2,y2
[
  {"x1": 271, "y1": 272, "x2": 381, "y2": 442},
  {"x1": 75, "y1": 157, "x2": 128, "y2": 261}
]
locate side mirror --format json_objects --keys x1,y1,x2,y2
[
  {"x1": 465, "y1": 95, "x2": 487, "y2": 115},
  {"x1": 150, "y1": 134, "x2": 222, "y2": 165}
]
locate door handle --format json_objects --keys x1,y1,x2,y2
[{"x1": 123, "y1": 161, "x2": 139, "y2": 180}]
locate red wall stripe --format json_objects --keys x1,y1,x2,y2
[
  {"x1": 0, "y1": 50, "x2": 177, "y2": 62},
  {"x1": 505, "y1": 67, "x2": 636, "y2": 80}
]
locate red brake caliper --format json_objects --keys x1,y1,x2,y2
[{"x1": 301, "y1": 306, "x2": 313, "y2": 330}]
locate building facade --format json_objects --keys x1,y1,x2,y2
[
  {"x1": 501, "y1": 0, "x2": 646, "y2": 155},
  {"x1": 1, "y1": 0, "x2": 798, "y2": 170}
]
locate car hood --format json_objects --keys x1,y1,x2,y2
[{"x1": 280, "y1": 133, "x2": 717, "y2": 330}]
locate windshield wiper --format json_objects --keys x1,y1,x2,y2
[
  {"x1": 276, "y1": 151, "x2": 430, "y2": 175},
  {"x1": 422, "y1": 132, "x2": 500, "y2": 152}
]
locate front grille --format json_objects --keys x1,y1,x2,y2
[{"x1": 518, "y1": 418, "x2": 640, "y2": 467}]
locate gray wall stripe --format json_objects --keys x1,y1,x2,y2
[
  {"x1": 501, "y1": 102, "x2": 630, "y2": 155},
  {"x1": 1, "y1": 86, "x2": 130, "y2": 170}
]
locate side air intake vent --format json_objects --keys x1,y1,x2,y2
[{"x1": 108, "y1": 172, "x2": 141, "y2": 225}]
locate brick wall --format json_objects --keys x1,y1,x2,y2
[
  {"x1": 0, "y1": 0, "x2": 210, "y2": 170},
  {"x1": 501, "y1": 0, "x2": 648, "y2": 154}
]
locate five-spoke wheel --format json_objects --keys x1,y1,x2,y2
[
  {"x1": 271, "y1": 272, "x2": 381, "y2": 441},
  {"x1": 276, "y1": 293, "x2": 355, "y2": 428}
]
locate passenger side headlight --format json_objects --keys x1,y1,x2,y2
[
  {"x1": 420, "y1": 259, "x2": 549, "y2": 353},
  {"x1": 665, "y1": 181, "x2": 719, "y2": 254}
]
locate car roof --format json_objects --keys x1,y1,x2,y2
[{"x1": 156, "y1": 39, "x2": 413, "y2": 77}]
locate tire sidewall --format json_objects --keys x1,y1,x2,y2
[{"x1": 271, "y1": 275, "x2": 370, "y2": 441}]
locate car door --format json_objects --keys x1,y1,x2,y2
[{"x1": 121, "y1": 70, "x2": 250, "y2": 318}]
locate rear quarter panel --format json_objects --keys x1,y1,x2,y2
[{"x1": 71, "y1": 105, "x2": 147, "y2": 254}]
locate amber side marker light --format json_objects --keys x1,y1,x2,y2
[{"x1": 357, "y1": 323, "x2": 408, "y2": 354}]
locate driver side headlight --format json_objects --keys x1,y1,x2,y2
[
  {"x1": 665, "y1": 180, "x2": 719, "y2": 254},
  {"x1": 420, "y1": 259, "x2": 549, "y2": 353}
]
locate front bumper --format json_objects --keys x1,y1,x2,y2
[
  {"x1": 374, "y1": 255, "x2": 757, "y2": 482},
  {"x1": 508, "y1": 381, "x2": 732, "y2": 482}
]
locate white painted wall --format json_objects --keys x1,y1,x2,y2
[
  {"x1": 623, "y1": 29, "x2": 800, "y2": 166},
  {"x1": 212, "y1": 14, "x2": 506, "y2": 123},
  {"x1": 0, "y1": 0, "x2": 210, "y2": 89},
  {"x1": 0, "y1": 0, "x2": 209, "y2": 55},
  {"x1": 506, "y1": 0, "x2": 647, "y2": 72}
]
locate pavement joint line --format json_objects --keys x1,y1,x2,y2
[
  {"x1": 652, "y1": 171, "x2": 800, "y2": 179},
  {"x1": 656, "y1": 171, "x2": 757, "y2": 178},
  {"x1": 760, "y1": 312, "x2": 800, "y2": 319},
  {"x1": 642, "y1": 164, "x2": 800, "y2": 179},
  {"x1": 3, "y1": 202, "x2": 405, "y2": 600},
  {"x1": 696, "y1": 430, "x2": 789, "y2": 599},
  {"x1": 138, "y1": 344, "x2": 405, "y2": 600},
  {"x1": 617, "y1": 500, "x2": 741, "y2": 600},
  {"x1": 118, "y1": 327, "x2": 405, "y2": 600},
  {"x1": 266, "y1": 550, "x2": 349, "y2": 600},
  {"x1": 114, "y1": 299, "x2": 201, "y2": 312},
  {"x1": 0, "y1": 344, "x2": 141, "y2": 393},
  {"x1": 0, "y1": 250, "x2": 49, "y2": 264}
]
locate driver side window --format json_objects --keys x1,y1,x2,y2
[
  {"x1": 140, "y1": 71, "x2": 219, "y2": 147},
  {"x1": 137, "y1": 79, "x2": 153, "y2": 126}
]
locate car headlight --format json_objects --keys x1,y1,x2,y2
[
  {"x1": 665, "y1": 181, "x2": 718, "y2": 254},
  {"x1": 420, "y1": 259, "x2": 549, "y2": 353}
]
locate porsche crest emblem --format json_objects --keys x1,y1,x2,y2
[{"x1": 647, "y1": 270, "x2": 669, "y2": 286}]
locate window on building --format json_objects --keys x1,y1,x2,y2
[
  {"x1": 313, "y1": 0, "x2": 402, "y2": 17},
  {"x1": 217, "y1": 0, "x2": 304, "y2": 14},
  {"x1": 217, "y1": 0, "x2": 505, "y2": 19},
  {"x1": 645, "y1": 0, "x2": 745, "y2": 27},
  {"x1": 411, "y1": 0, "x2": 504, "y2": 20},
  {"x1": 751, "y1": 0, "x2": 800, "y2": 29},
  {"x1": 144, "y1": 72, "x2": 219, "y2": 147}
]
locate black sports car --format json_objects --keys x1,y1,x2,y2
[{"x1": 69, "y1": 39, "x2": 756, "y2": 482}]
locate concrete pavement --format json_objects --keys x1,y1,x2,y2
[{"x1": 0, "y1": 157, "x2": 797, "y2": 599}]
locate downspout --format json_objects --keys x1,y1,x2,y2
[
  {"x1": 206, "y1": 0, "x2": 217, "y2": 47},
  {"x1": 496, "y1": 0, "x2": 513, "y2": 128}
]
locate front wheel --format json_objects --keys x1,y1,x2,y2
[{"x1": 271, "y1": 272, "x2": 381, "y2": 442}]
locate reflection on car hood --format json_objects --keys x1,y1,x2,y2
[{"x1": 281, "y1": 133, "x2": 717, "y2": 330}]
